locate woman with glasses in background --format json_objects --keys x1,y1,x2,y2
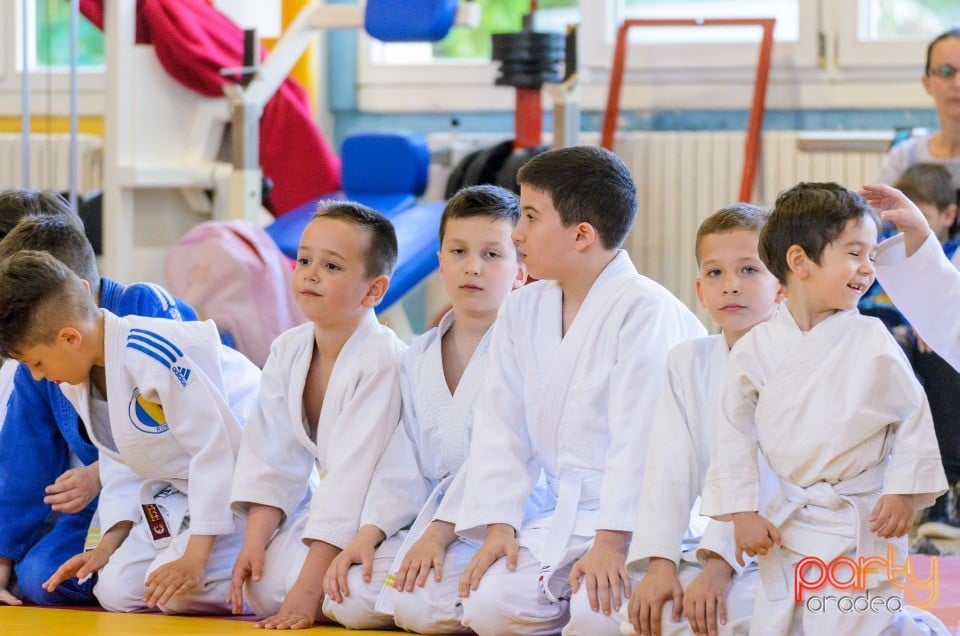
[{"x1": 877, "y1": 28, "x2": 960, "y2": 189}]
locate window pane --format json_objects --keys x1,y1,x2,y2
[
  {"x1": 857, "y1": 0, "x2": 960, "y2": 41},
  {"x1": 34, "y1": 0, "x2": 105, "y2": 68},
  {"x1": 621, "y1": 0, "x2": 798, "y2": 43},
  {"x1": 375, "y1": 0, "x2": 579, "y2": 65}
]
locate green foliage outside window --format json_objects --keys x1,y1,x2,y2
[
  {"x1": 866, "y1": 0, "x2": 960, "y2": 41},
  {"x1": 34, "y1": 0, "x2": 104, "y2": 68},
  {"x1": 433, "y1": 0, "x2": 579, "y2": 60}
]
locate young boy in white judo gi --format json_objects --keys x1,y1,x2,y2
[
  {"x1": 866, "y1": 182, "x2": 960, "y2": 372},
  {"x1": 453, "y1": 146, "x2": 705, "y2": 636},
  {"x1": 0, "y1": 205, "x2": 199, "y2": 608},
  {"x1": 321, "y1": 185, "x2": 529, "y2": 632},
  {"x1": 622, "y1": 205, "x2": 783, "y2": 636},
  {"x1": 700, "y1": 182, "x2": 950, "y2": 635},
  {"x1": 228, "y1": 202, "x2": 406, "y2": 630},
  {"x1": 0, "y1": 250, "x2": 259, "y2": 615}
]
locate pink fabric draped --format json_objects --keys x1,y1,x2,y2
[{"x1": 79, "y1": 0, "x2": 341, "y2": 215}]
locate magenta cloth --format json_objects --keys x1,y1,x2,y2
[{"x1": 79, "y1": 0, "x2": 341, "y2": 215}]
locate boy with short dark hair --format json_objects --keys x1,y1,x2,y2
[
  {"x1": 228, "y1": 202, "x2": 407, "y2": 630},
  {"x1": 322, "y1": 185, "x2": 532, "y2": 632},
  {"x1": 0, "y1": 209, "x2": 198, "y2": 608},
  {"x1": 0, "y1": 250, "x2": 260, "y2": 615},
  {"x1": 452, "y1": 146, "x2": 705, "y2": 635},
  {"x1": 702, "y1": 182, "x2": 948, "y2": 634}
]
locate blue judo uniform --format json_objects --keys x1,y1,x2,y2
[{"x1": 0, "y1": 278, "x2": 197, "y2": 605}]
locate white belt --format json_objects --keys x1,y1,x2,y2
[
  {"x1": 537, "y1": 472, "x2": 603, "y2": 603},
  {"x1": 374, "y1": 473, "x2": 453, "y2": 614},
  {"x1": 758, "y1": 463, "x2": 886, "y2": 601}
]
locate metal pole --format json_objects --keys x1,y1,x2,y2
[
  {"x1": 69, "y1": 0, "x2": 80, "y2": 210},
  {"x1": 20, "y1": 0, "x2": 31, "y2": 188}
]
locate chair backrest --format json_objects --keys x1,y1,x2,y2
[
  {"x1": 364, "y1": 0, "x2": 458, "y2": 42},
  {"x1": 342, "y1": 131, "x2": 430, "y2": 198}
]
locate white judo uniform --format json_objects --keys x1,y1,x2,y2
[
  {"x1": 875, "y1": 232, "x2": 960, "y2": 371},
  {"x1": 619, "y1": 335, "x2": 776, "y2": 636},
  {"x1": 58, "y1": 311, "x2": 261, "y2": 614},
  {"x1": 455, "y1": 251, "x2": 705, "y2": 636},
  {"x1": 325, "y1": 310, "x2": 504, "y2": 633},
  {"x1": 700, "y1": 305, "x2": 949, "y2": 635},
  {"x1": 230, "y1": 312, "x2": 406, "y2": 619}
]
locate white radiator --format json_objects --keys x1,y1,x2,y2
[
  {"x1": 0, "y1": 133, "x2": 103, "y2": 194},
  {"x1": 613, "y1": 130, "x2": 888, "y2": 325}
]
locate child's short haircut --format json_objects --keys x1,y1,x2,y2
[
  {"x1": 516, "y1": 145, "x2": 637, "y2": 250},
  {"x1": 313, "y1": 201, "x2": 398, "y2": 278},
  {"x1": 0, "y1": 250, "x2": 97, "y2": 358},
  {"x1": 894, "y1": 163, "x2": 954, "y2": 211},
  {"x1": 759, "y1": 182, "x2": 880, "y2": 284},
  {"x1": 695, "y1": 203, "x2": 770, "y2": 265},
  {"x1": 0, "y1": 189, "x2": 78, "y2": 241},
  {"x1": 0, "y1": 216, "x2": 100, "y2": 294},
  {"x1": 439, "y1": 184, "x2": 520, "y2": 244}
]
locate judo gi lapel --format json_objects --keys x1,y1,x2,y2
[
  {"x1": 311, "y1": 311, "x2": 382, "y2": 476},
  {"x1": 440, "y1": 315, "x2": 492, "y2": 472},
  {"x1": 757, "y1": 305, "x2": 852, "y2": 409},
  {"x1": 286, "y1": 326, "x2": 317, "y2": 452},
  {"x1": 534, "y1": 251, "x2": 636, "y2": 457}
]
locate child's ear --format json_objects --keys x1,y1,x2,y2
[
  {"x1": 785, "y1": 245, "x2": 809, "y2": 279},
  {"x1": 79, "y1": 278, "x2": 92, "y2": 295},
  {"x1": 573, "y1": 222, "x2": 597, "y2": 252},
  {"x1": 436, "y1": 250, "x2": 446, "y2": 282},
  {"x1": 775, "y1": 284, "x2": 787, "y2": 303},
  {"x1": 695, "y1": 277, "x2": 707, "y2": 310},
  {"x1": 944, "y1": 203, "x2": 958, "y2": 226},
  {"x1": 58, "y1": 326, "x2": 83, "y2": 349},
  {"x1": 513, "y1": 262, "x2": 528, "y2": 289},
  {"x1": 362, "y1": 274, "x2": 390, "y2": 308}
]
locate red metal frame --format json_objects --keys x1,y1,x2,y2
[{"x1": 600, "y1": 18, "x2": 776, "y2": 202}]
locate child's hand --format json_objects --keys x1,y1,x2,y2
[
  {"x1": 859, "y1": 184, "x2": 933, "y2": 257},
  {"x1": 144, "y1": 555, "x2": 204, "y2": 608},
  {"x1": 682, "y1": 555, "x2": 734, "y2": 636},
  {"x1": 323, "y1": 525, "x2": 383, "y2": 604},
  {"x1": 568, "y1": 529, "x2": 631, "y2": 616},
  {"x1": 731, "y1": 511, "x2": 781, "y2": 567},
  {"x1": 870, "y1": 494, "x2": 916, "y2": 538},
  {"x1": 395, "y1": 520, "x2": 456, "y2": 592},
  {"x1": 625, "y1": 557, "x2": 682, "y2": 636},
  {"x1": 42, "y1": 548, "x2": 109, "y2": 592},
  {"x1": 458, "y1": 523, "x2": 518, "y2": 598},
  {"x1": 44, "y1": 462, "x2": 101, "y2": 513},
  {"x1": 255, "y1": 581, "x2": 321, "y2": 630},
  {"x1": 229, "y1": 542, "x2": 266, "y2": 614}
]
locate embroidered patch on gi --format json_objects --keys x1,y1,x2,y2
[
  {"x1": 171, "y1": 364, "x2": 192, "y2": 388},
  {"x1": 128, "y1": 388, "x2": 169, "y2": 434}
]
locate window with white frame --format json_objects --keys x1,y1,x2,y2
[
  {"x1": 357, "y1": 0, "x2": 960, "y2": 112},
  {"x1": 837, "y1": 0, "x2": 960, "y2": 67},
  {"x1": 0, "y1": 0, "x2": 105, "y2": 115}
]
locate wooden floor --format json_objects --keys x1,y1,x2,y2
[{"x1": 3, "y1": 556, "x2": 959, "y2": 634}]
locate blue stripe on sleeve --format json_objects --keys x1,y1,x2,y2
[
  {"x1": 126, "y1": 342, "x2": 172, "y2": 369},
  {"x1": 129, "y1": 328, "x2": 185, "y2": 357}
]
